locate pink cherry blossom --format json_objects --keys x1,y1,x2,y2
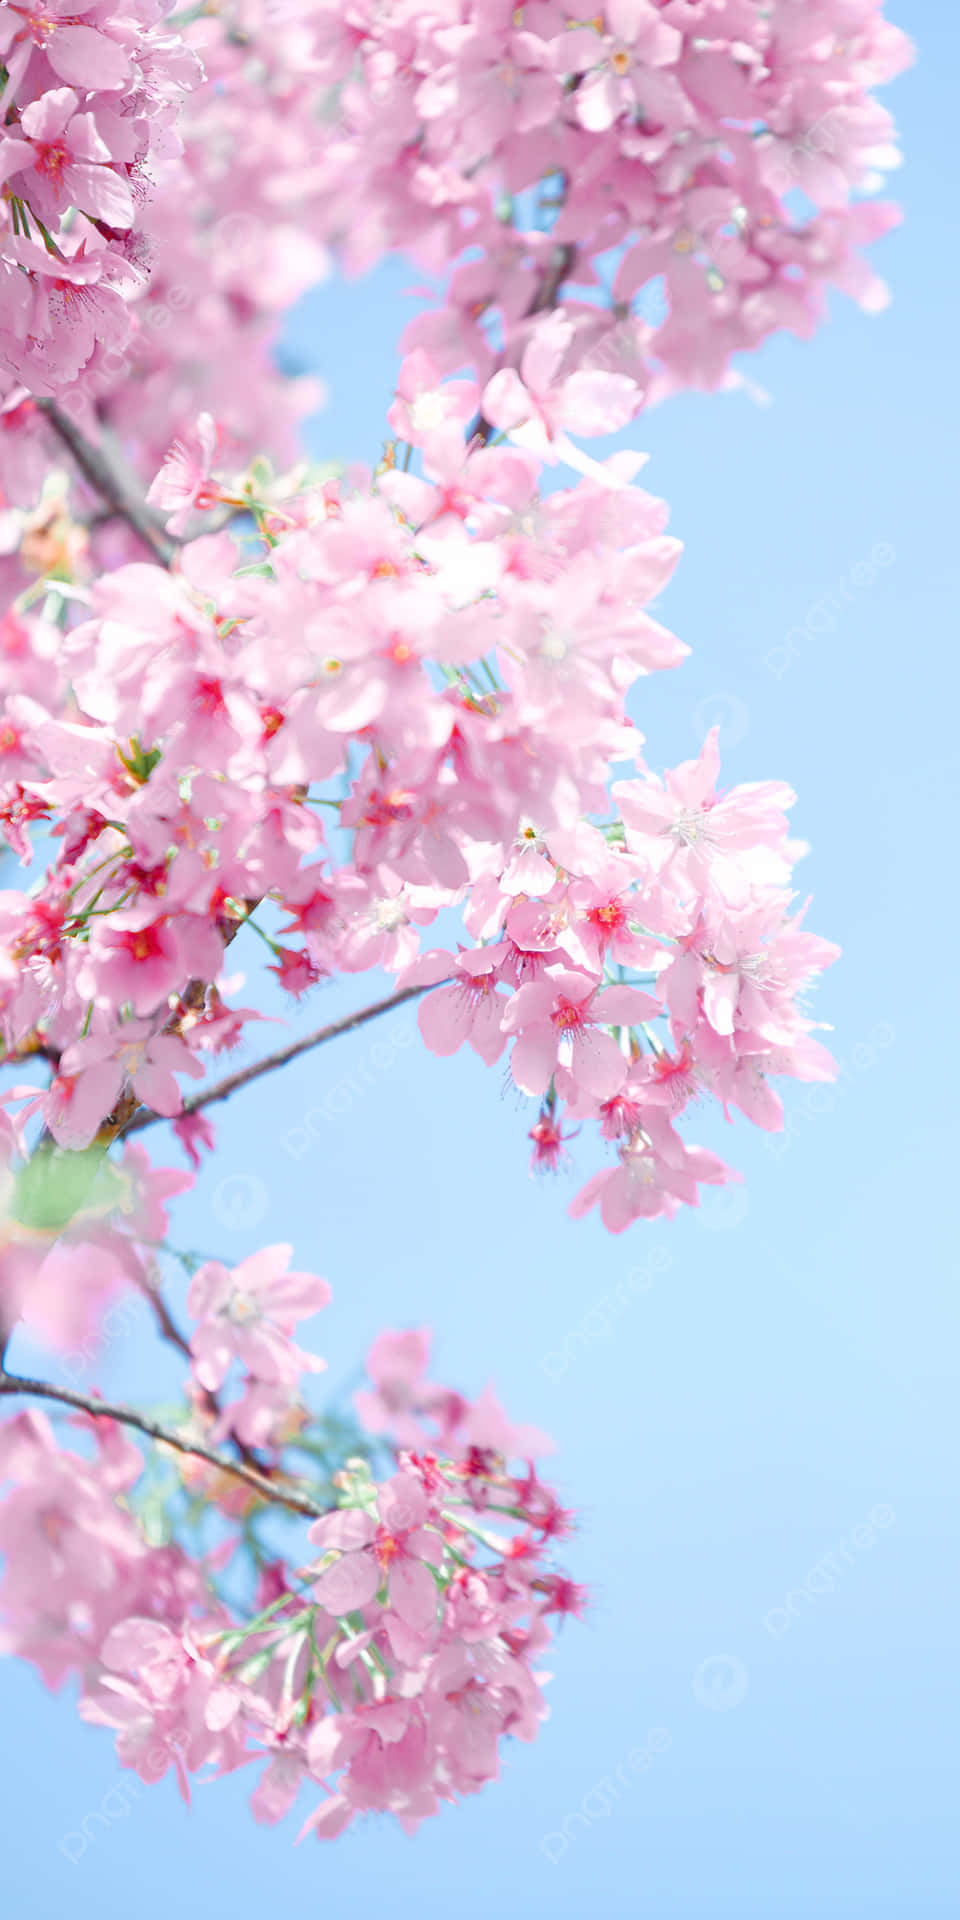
[
  {"x1": 502, "y1": 967, "x2": 660, "y2": 1100},
  {"x1": 568, "y1": 4, "x2": 684, "y2": 135},
  {"x1": 353, "y1": 1328, "x2": 445, "y2": 1449},
  {"x1": 0, "y1": 0, "x2": 897, "y2": 1857},
  {"x1": 46, "y1": 1023, "x2": 204, "y2": 1149},
  {"x1": 146, "y1": 416, "x2": 224, "y2": 536},
  {"x1": 482, "y1": 312, "x2": 642, "y2": 459},
  {"x1": 187, "y1": 1246, "x2": 331, "y2": 1392},
  {"x1": 310, "y1": 1472, "x2": 444, "y2": 1632}
]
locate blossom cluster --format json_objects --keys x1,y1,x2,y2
[
  {"x1": 0, "y1": 1295, "x2": 577, "y2": 1838},
  {"x1": 1, "y1": 362, "x2": 836, "y2": 1231},
  {"x1": 0, "y1": 0, "x2": 908, "y2": 1855},
  {"x1": 308, "y1": 0, "x2": 911, "y2": 408},
  {"x1": 0, "y1": 0, "x2": 198, "y2": 402},
  {"x1": 0, "y1": 3, "x2": 911, "y2": 523}
]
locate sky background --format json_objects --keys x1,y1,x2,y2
[{"x1": 3, "y1": 4, "x2": 958, "y2": 1915}]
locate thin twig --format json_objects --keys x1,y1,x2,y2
[
  {"x1": 528, "y1": 240, "x2": 577, "y2": 317},
  {"x1": 122, "y1": 979, "x2": 444, "y2": 1137},
  {"x1": 137, "y1": 1276, "x2": 193, "y2": 1360},
  {"x1": 0, "y1": 1370, "x2": 328, "y2": 1519},
  {"x1": 37, "y1": 400, "x2": 176, "y2": 566}
]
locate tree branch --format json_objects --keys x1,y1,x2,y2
[
  {"x1": 0, "y1": 1369, "x2": 328, "y2": 1519},
  {"x1": 36, "y1": 400, "x2": 176, "y2": 566},
  {"x1": 528, "y1": 240, "x2": 577, "y2": 317},
  {"x1": 122, "y1": 979, "x2": 444, "y2": 1137}
]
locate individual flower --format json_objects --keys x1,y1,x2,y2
[
  {"x1": 146, "y1": 415, "x2": 225, "y2": 535},
  {"x1": 501, "y1": 966, "x2": 659, "y2": 1100},
  {"x1": 45, "y1": 1023, "x2": 204, "y2": 1150},
  {"x1": 310, "y1": 1471, "x2": 444, "y2": 1633},
  {"x1": 187, "y1": 1245, "x2": 331, "y2": 1392}
]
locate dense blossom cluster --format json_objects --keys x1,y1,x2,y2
[
  {"x1": 0, "y1": 2, "x2": 910, "y2": 498},
  {"x1": 0, "y1": 1, "x2": 198, "y2": 400},
  {"x1": 0, "y1": 368, "x2": 837, "y2": 1229},
  {"x1": 308, "y1": 0, "x2": 910, "y2": 404},
  {"x1": 0, "y1": 1297, "x2": 574, "y2": 1835},
  {"x1": 0, "y1": 0, "x2": 908, "y2": 1853}
]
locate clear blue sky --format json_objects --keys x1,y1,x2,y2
[{"x1": 4, "y1": 4, "x2": 958, "y2": 1913}]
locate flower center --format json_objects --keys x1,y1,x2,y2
[
  {"x1": 375, "y1": 1530, "x2": 401, "y2": 1570},
  {"x1": 590, "y1": 899, "x2": 625, "y2": 930},
  {"x1": 226, "y1": 1290, "x2": 259, "y2": 1324},
  {"x1": 124, "y1": 926, "x2": 162, "y2": 963},
  {"x1": 36, "y1": 137, "x2": 68, "y2": 184},
  {"x1": 671, "y1": 809, "x2": 712, "y2": 847},
  {"x1": 373, "y1": 898, "x2": 407, "y2": 932},
  {"x1": 409, "y1": 392, "x2": 447, "y2": 432},
  {"x1": 39, "y1": 1506, "x2": 65, "y2": 1545}
]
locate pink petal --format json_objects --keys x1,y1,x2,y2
[
  {"x1": 509, "y1": 1024, "x2": 558, "y2": 1097},
  {"x1": 388, "y1": 1556, "x2": 438, "y2": 1634},
  {"x1": 67, "y1": 161, "x2": 133, "y2": 227},
  {"x1": 418, "y1": 983, "x2": 471, "y2": 1057},
  {"x1": 703, "y1": 972, "x2": 739, "y2": 1037},
  {"x1": 48, "y1": 24, "x2": 130, "y2": 89},
  {"x1": 481, "y1": 367, "x2": 531, "y2": 432},
  {"x1": 308, "y1": 1509, "x2": 377, "y2": 1553},
  {"x1": 186, "y1": 1259, "x2": 230, "y2": 1320},
  {"x1": 314, "y1": 1550, "x2": 381, "y2": 1616},
  {"x1": 189, "y1": 1323, "x2": 233, "y2": 1393},
  {"x1": 557, "y1": 370, "x2": 640, "y2": 436},
  {"x1": 498, "y1": 983, "x2": 552, "y2": 1034},
  {"x1": 130, "y1": 1063, "x2": 182, "y2": 1116},
  {"x1": 363, "y1": 1700, "x2": 409, "y2": 1743},
  {"x1": 378, "y1": 1472, "x2": 428, "y2": 1532},
  {"x1": 407, "y1": 1526, "x2": 444, "y2": 1568},
  {"x1": 20, "y1": 89, "x2": 79, "y2": 141},
  {"x1": 396, "y1": 948, "x2": 455, "y2": 990},
  {"x1": 569, "y1": 1026, "x2": 628, "y2": 1098},
  {"x1": 101, "y1": 1618, "x2": 176, "y2": 1672},
  {"x1": 469, "y1": 989, "x2": 508, "y2": 1065},
  {"x1": 593, "y1": 985, "x2": 661, "y2": 1025},
  {"x1": 521, "y1": 313, "x2": 570, "y2": 393},
  {"x1": 500, "y1": 844, "x2": 555, "y2": 896},
  {"x1": 298, "y1": 1794, "x2": 354, "y2": 1843},
  {"x1": 576, "y1": 70, "x2": 621, "y2": 134}
]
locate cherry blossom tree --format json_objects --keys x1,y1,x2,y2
[{"x1": 0, "y1": 0, "x2": 909, "y2": 1845}]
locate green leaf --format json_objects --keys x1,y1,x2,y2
[{"x1": 12, "y1": 1144, "x2": 108, "y2": 1233}]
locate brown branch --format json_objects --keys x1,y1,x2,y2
[
  {"x1": 122, "y1": 979, "x2": 444, "y2": 1137},
  {"x1": 0, "y1": 1369, "x2": 328, "y2": 1519},
  {"x1": 137, "y1": 1274, "x2": 193, "y2": 1361},
  {"x1": 527, "y1": 240, "x2": 577, "y2": 317},
  {"x1": 36, "y1": 400, "x2": 176, "y2": 566}
]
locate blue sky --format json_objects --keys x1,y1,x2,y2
[{"x1": 3, "y1": 3, "x2": 958, "y2": 1914}]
